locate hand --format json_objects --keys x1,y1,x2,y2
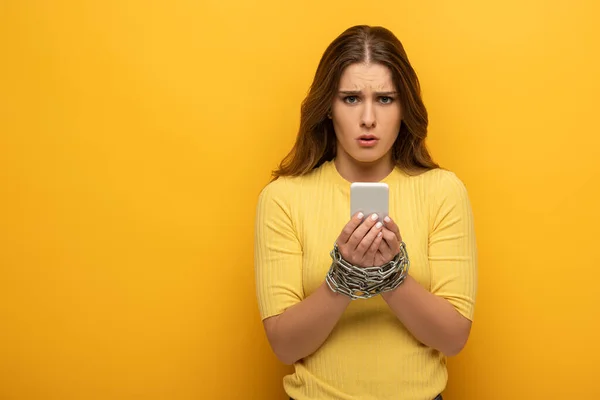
[
  {"x1": 378, "y1": 216, "x2": 403, "y2": 263},
  {"x1": 335, "y1": 212, "x2": 384, "y2": 267}
]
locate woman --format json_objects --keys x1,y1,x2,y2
[{"x1": 254, "y1": 25, "x2": 477, "y2": 400}]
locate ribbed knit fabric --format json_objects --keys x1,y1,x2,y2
[{"x1": 254, "y1": 160, "x2": 477, "y2": 400}]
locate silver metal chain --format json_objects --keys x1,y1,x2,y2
[{"x1": 325, "y1": 242, "x2": 410, "y2": 300}]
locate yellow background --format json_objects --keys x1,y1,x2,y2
[{"x1": 1, "y1": 1, "x2": 599, "y2": 399}]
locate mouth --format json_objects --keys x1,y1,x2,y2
[{"x1": 357, "y1": 135, "x2": 379, "y2": 147}]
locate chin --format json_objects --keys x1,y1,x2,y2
[{"x1": 349, "y1": 151, "x2": 389, "y2": 165}]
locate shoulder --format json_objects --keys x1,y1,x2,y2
[
  {"x1": 257, "y1": 176, "x2": 293, "y2": 209},
  {"x1": 258, "y1": 173, "x2": 310, "y2": 196},
  {"x1": 414, "y1": 168, "x2": 470, "y2": 199},
  {"x1": 407, "y1": 168, "x2": 471, "y2": 217},
  {"x1": 255, "y1": 171, "x2": 324, "y2": 230},
  {"x1": 259, "y1": 164, "x2": 328, "y2": 198},
  {"x1": 256, "y1": 171, "x2": 315, "y2": 211},
  {"x1": 418, "y1": 168, "x2": 473, "y2": 224}
]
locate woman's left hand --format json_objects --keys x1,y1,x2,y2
[{"x1": 377, "y1": 216, "x2": 402, "y2": 264}]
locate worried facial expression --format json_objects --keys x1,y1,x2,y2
[{"x1": 331, "y1": 62, "x2": 403, "y2": 166}]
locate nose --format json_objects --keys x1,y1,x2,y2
[{"x1": 360, "y1": 101, "x2": 377, "y2": 128}]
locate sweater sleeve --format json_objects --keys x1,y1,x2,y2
[
  {"x1": 254, "y1": 179, "x2": 304, "y2": 321},
  {"x1": 428, "y1": 171, "x2": 478, "y2": 321}
]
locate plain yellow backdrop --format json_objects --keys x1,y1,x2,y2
[{"x1": 1, "y1": 1, "x2": 599, "y2": 399}]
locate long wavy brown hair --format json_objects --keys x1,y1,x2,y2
[{"x1": 272, "y1": 25, "x2": 439, "y2": 180}]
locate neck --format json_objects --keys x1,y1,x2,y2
[{"x1": 334, "y1": 152, "x2": 395, "y2": 183}]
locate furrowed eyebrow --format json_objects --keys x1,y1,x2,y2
[{"x1": 338, "y1": 90, "x2": 398, "y2": 96}]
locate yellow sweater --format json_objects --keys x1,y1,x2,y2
[{"x1": 254, "y1": 160, "x2": 477, "y2": 400}]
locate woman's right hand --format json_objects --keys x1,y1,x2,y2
[{"x1": 335, "y1": 212, "x2": 384, "y2": 267}]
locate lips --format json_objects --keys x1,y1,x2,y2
[
  {"x1": 356, "y1": 134, "x2": 379, "y2": 147},
  {"x1": 358, "y1": 135, "x2": 377, "y2": 141},
  {"x1": 357, "y1": 134, "x2": 379, "y2": 147}
]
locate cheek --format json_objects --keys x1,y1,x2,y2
[
  {"x1": 381, "y1": 109, "x2": 402, "y2": 131},
  {"x1": 332, "y1": 109, "x2": 356, "y2": 138}
]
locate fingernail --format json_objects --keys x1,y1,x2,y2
[
  {"x1": 371, "y1": 214, "x2": 378, "y2": 221},
  {"x1": 375, "y1": 222, "x2": 382, "y2": 229},
  {"x1": 377, "y1": 231, "x2": 383, "y2": 237},
  {"x1": 384, "y1": 216, "x2": 391, "y2": 223},
  {"x1": 357, "y1": 212, "x2": 364, "y2": 219}
]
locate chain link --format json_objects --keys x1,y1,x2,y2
[{"x1": 325, "y1": 242, "x2": 410, "y2": 300}]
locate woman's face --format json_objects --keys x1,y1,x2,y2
[{"x1": 331, "y1": 62, "x2": 402, "y2": 166}]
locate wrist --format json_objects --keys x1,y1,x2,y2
[
  {"x1": 321, "y1": 281, "x2": 352, "y2": 307},
  {"x1": 381, "y1": 273, "x2": 411, "y2": 301},
  {"x1": 326, "y1": 242, "x2": 410, "y2": 301}
]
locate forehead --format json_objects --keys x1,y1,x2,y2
[{"x1": 338, "y1": 63, "x2": 395, "y2": 91}]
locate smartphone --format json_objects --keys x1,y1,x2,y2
[{"x1": 350, "y1": 182, "x2": 389, "y2": 222}]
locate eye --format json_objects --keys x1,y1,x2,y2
[
  {"x1": 344, "y1": 96, "x2": 359, "y2": 104},
  {"x1": 379, "y1": 96, "x2": 394, "y2": 104}
]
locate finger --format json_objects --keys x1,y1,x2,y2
[
  {"x1": 378, "y1": 234, "x2": 394, "y2": 260},
  {"x1": 374, "y1": 249, "x2": 388, "y2": 267},
  {"x1": 347, "y1": 213, "x2": 380, "y2": 250},
  {"x1": 383, "y1": 216, "x2": 402, "y2": 242},
  {"x1": 355, "y1": 219, "x2": 383, "y2": 258},
  {"x1": 381, "y1": 228, "x2": 398, "y2": 246},
  {"x1": 364, "y1": 231, "x2": 383, "y2": 265},
  {"x1": 380, "y1": 229, "x2": 400, "y2": 258},
  {"x1": 337, "y1": 212, "x2": 365, "y2": 244}
]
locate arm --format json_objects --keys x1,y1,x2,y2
[
  {"x1": 263, "y1": 282, "x2": 350, "y2": 365},
  {"x1": 381, "y1": 276, "x2": 472, "y2": 356},
  {"x1": 255, "y1": 180, "x2": 346, "y2": 365},
  {"x1": 255, "y1": 181, "x2": 384, "y2": 365},
  {"x1": 380, "y1": 172, "x2": 478, "y2": 357}
]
